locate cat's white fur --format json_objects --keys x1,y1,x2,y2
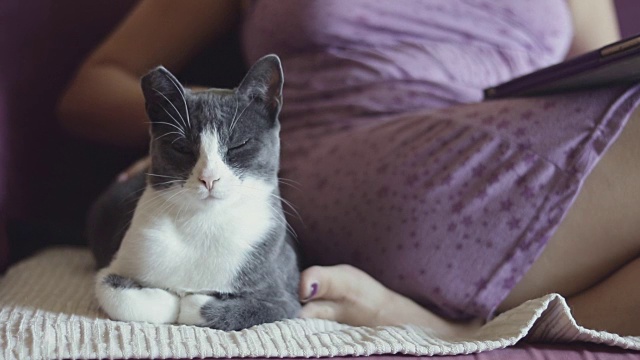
[
  {"x1": 178, "y1": 294, "x2": 213, "y2": 325},
  {"x1": 96, "y1": 130, "x2": 275, "y2": 324}
]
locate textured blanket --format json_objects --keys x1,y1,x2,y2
[{"x1": 0, "y1": 248, "x2": 639, "y2": 360}]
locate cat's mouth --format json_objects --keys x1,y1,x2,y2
[
  {"x1": 201, "y1": 192, "x2": 226, "y2": 201},
  {"x1": 203, "y1": 193, "x2": 217, "y2": 201}
]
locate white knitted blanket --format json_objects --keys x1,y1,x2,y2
[{"x1": 0, "y1": 248, "x2": 639, "y2": 360}]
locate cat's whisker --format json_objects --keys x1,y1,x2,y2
[
  {"x1": 150, "y1": 179, "x2": 185, "y2": 184},
  {"x1": 269, "y1": 194, "x2": 303, "y2": 224},
  {"x1": 155, "y1": 188, "x2": 189, "y2": 215},
  {"x1": 136, "y1": 187, "x2": 178, "y2": 208},
  {"x1": 169, "y1": 187, "x2": 192, "y2": 221},
  {"x1": 230, "y1": 97, "x2": 255, "y2": 134},
  {"x1": 266, "y1": 203, "x2": 299, "y2": 241},
  {"x1": 151, "y1": 180, "x2": 185, "y2": 189},
  {"x1": 228, "y1": 95, "x2": 240, "y2": 133},
  {"x1": 117, "y1": 185, "x2": 151, "y2": 204},
  {"x1": 158, "y1": 105, "x2": 187, "y2": 134},
  {"x1": 124, "y1": 188, "x2": 167, "y2": 214},
  {"x1": 163, "y1": 188, "x2": 189, "y2": 207},
  {"x1": 230, "y1": 183, "x2": 304, "y2": 227},
  {"x1": 138, "y1": 181, "x2": 185, "y2": 203},
  {"x1": 152, "y1": 88, "x2": 188, "y2": 131},
  {"x1": 164, "y1": 192, "x2": 190, "y2": 216},
  {"x1": 136, "y1": 183, "x2": 185, "y2": 207},
  {"x1": 239, "y1": 194, "x2": 298, "y2": 240},
  {"x1": 277, "y1": 179, "x2": 302, "y2": 192},
  {"x1": 158, "y1": 199, "x2": 179, "y2": 217},
  {"x1": 270, "y1": 208, "x2": 299, "y2": 240},
  {"x1": 163, "y1": 74, "x2": 191, "y2": 129},
  {"x1": 136, "y1": 179, "x2": 185, "y2": 206},
  {"x1": 273, "y1": 209, "x2": 300, "y2": 239},
  {"x1": 122, "y1": 187, "x2": 148, "y2": 200},
  {"x1": 154, "y1": 131, "x2": 185, "y2": 141},
  {"x1": 145, "y1": 173, "x2": 182, "y2": 179},
  {"x1": 286, "y1": 225, "x2": 299, "y2": 241},
  {"x1": 147, "y1": 120, "x2": 185, "y2": 137},
  {"x1": 175, "y1": 198, "x2": 191, "y2": 222},
  {"x1": 278, "y1": 177, "x2": 302, "y2": 186},
  {"x1": 231, "y1": 96, "x2": 239, "y2": 127}
]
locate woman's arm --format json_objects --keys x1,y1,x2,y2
[
  {"x1": 566, "y1": 0, "x2": 620, "y2": 58},
  {"x1": 57, "y1": 0, "x2": 241, "y2": 147}
]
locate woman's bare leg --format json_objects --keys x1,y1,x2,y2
[
  {"x1": 567, "y1": 258, "x2": 640, "y2": 335},
  {"x1": 300, "y1": 109, "x2": 640, "y2": 336},
  {"x1": 498, "y1": 107, "x2": 640, "y2": 336}
]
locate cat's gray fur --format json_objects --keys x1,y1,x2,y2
[{"x1": 87, "y1": 55, "x2": 301, "y2": 331}]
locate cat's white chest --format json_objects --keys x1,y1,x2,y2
[{"x1": 111, "y1": 188, "x2": 273, "y2": 293}]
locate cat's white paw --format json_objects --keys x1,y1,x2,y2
[
  {"x1": 178, "y1": 294, "x2": 212, "y2": 325},
  {"x1": 96, "y1": 271, "x2": 180, "y2": 324}
]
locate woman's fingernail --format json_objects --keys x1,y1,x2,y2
[
  {"x1": 303, "y1": 282, "x2": 318, "y2": 301},
  {"x1": 117, "y1": 173, "x2": 127, "y2": 182}
]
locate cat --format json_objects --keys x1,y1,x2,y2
[{"x1": 87, "y1": 55, "x2": 301, "y2": 331}]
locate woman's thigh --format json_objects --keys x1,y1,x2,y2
[{"x1": 498, "y1": 109, "x2": 640, "y2": 312}]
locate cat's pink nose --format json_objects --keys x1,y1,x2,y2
[{"x1": 199, "y1": 175, "x2": 219, "y2": 191}]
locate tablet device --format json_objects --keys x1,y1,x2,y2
[{"x1": 484, "y1": 34, "x2": 640, "y2": 99}]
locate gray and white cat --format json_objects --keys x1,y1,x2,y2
[{"x1": 87, "y1": 55, "x2": 301, "y2": 331}]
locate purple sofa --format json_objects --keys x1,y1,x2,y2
[{"x1": 1, "y1": 0, "x2": 639, "y2": 359}]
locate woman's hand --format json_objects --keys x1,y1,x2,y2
[{"x1": 298, "y1": 264, "x2": 482, "y2": 336}]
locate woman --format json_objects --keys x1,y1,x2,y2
[{"x1": 58, "y1": 0, "x2": 640, "y2": 336}]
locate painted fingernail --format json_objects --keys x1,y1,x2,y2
[
  {"x1": 305, "y1": 283, "x2": 318, "y2": 301},
  {"x1": 117, "y1": 173, "x2": 127, "y2": 182},
  {"x1": 303, "y1": 282, "x2": 318, "y2": 301}
]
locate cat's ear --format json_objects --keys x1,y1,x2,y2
[
  {"x1": 237, "y1": 54, "x2": 284, "y2": 119},
  {"x1": 140, "y1": 66, "x2": 186, "y2": 124}
]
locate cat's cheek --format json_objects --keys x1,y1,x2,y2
[{"x1": 211, "y1": 183, "x2": 236, "y2": 201}]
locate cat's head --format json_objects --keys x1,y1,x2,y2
[{"x1": 140, "y1": 55, "x2": 284, "y2": 207}]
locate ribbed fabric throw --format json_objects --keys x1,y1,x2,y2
[{"x1": 1, "y1": 248, "x2": 638, "y2": 360}]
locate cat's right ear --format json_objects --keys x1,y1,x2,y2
[
  {"x1": 140, "y1": 66, "x2": 187, "y2": 125},
  {"x1": 237, "y1": 55, "x2": 284, "y2": 120}
]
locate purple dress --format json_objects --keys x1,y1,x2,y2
[{"x1": 242, "y1": 0, "x2": 640, "y2": 320}]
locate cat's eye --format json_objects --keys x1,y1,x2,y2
[
  {"x1": 228, "y1": 138, "x2": 251, "y2": 152},
  {"x1": 171, "y1": 140, "x2": 192, "y2": 154}
]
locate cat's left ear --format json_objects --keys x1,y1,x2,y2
[
  {"x1": 237, "y1": 54, "x2": 284, "y2": 119},
  {"x1": 140, "y1": 66, "x2": 186, "y2": 125}
]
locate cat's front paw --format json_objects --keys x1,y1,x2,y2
[
  {"x1": 178, "y1": 294, "x2": 212, "y2": 326},
  {"x1": 96, "y1": 270, "x2": 180, "y2": 324}
]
